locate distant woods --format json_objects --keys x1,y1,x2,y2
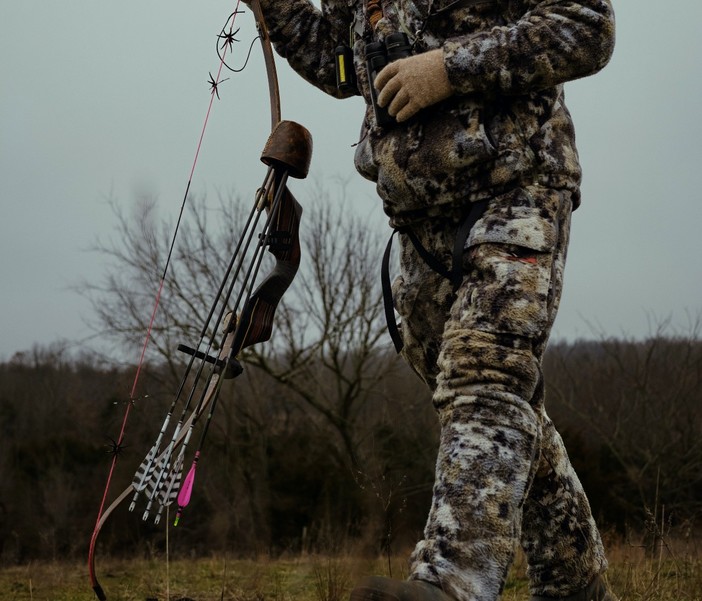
[{"x1": 1, "y1": 188, "x2": 700, "y2": 563}]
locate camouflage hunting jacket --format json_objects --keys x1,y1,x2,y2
[{"x1": 262, "y1": 0, "x2": 615, "y2": 226}]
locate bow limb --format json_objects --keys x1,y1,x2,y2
[
  {"x1": 233, "y1": 0, "x2": 314, "y2": 351},
  {"x1": 250, "y1": 0, "x2": 282, "y2": 130},
  {"x1": 88, "y1": 332, "x2": 236, "y2": 600}
]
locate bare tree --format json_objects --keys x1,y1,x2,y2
[
  {"x1": 78, "y1": 192, "x2": 251, "y2": 384},
  {"x1": 247, "y1": 189, "x2": 401, "y2": 471},
  {"x1": 77, "y1": 183, "x2": 409, "y2": 539}
]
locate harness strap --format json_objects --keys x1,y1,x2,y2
[
  {"x1": 381, "y1": 199, "x2": 489, "y2": 353},
  {"x1": 366, "y1": 0, "x2": 384, "y2": 30},
  {"x1": 452, "y1": 198, "x2": 489, "y2": 292},
  {"x1": 381, "y1": 230, "x2": 404, "y2": 353},
  {"x1": 404, "y1": 228, "x2": 451, "y2": 280}
]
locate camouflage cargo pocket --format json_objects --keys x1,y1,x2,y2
[{"x1": 461, "y1": 203, "x2": 559, "y2": 338}]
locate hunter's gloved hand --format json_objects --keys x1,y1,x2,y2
[{"x1": 375, "y1": 49, "x2": 453, "y2": 123}]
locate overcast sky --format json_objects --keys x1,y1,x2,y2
[{"x1": 1, "y1": 0, "x2": 701, "y2": 361}]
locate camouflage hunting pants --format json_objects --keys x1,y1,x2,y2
[{"x1": 392, "y1": 185, "x2": 607, "y2": 601}]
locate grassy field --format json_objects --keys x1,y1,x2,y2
[{"x1": 1, "y1": 540, "x2": 700, "y2": 601}]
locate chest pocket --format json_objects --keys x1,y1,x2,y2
[{"x1": 423, "y1": 0, "x2": 505, "y2": 38}]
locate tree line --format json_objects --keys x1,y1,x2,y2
[
  {"x1": 1, "y1": 190, "x2": 699, "y2": 563},
  {"x1": 2, "y1": 333, "x2": 700, "y2": 564}
]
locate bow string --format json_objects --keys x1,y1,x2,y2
[{"x1": 88, "y1": 2, "x2": 312, "y2": 598}]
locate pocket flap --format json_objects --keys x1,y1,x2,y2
[{"x1": 467, "y1": 205, "x2": 557, "y2": 252}]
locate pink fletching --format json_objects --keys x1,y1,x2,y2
[
  {"x1": 174, "y1": 451, "x2": 201, "y2": 526},
  {"x1": 177, "y1": 463, "x2": 197, "y2": 508}
]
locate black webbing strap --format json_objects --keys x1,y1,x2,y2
[
  {"x1": 381, "y1": 199, "x2": 489, "y2": 353},
  {"x1": 451, "y1": 198, "x2": 489, "y2": 292},
  {"x1": 403, "y1": 228, "x2": 451, "y2": 280},
  {"x1": 382, "y1": 230, "x2": 405, "y2": 353}
]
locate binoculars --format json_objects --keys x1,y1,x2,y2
[
  {"x1": 365, "y1": 33, "x2": 412, "y2": 127},
  {"x1": 334, "y1": 32, "x2": 412, "y2": 127}
]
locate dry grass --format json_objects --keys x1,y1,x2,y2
[
  {"x1": 1, "y1": 539, "x2": 700, "y2": 601},
  {"x1": 604, "y1": 535, "x2": 702, "y2": 601}
]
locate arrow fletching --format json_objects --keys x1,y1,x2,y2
[
  {"x1": 128, "y1": 443, "x2": 160, "y2": 511},
  {"x1": 174, "y1": 452, "x2": 200, "y2": 526},
  {"x1": 154, "y1": 448, "x2": 185, "y2": 524}
]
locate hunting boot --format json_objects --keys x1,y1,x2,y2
[
  {"x1": 530, "y1": 575, "x2": 618, "y2": 601},
  {"x1": 350, "y1": 576, "x2": 454, "y2": 601}
]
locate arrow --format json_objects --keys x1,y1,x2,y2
[{"x1": 174, "y1": 451, "x2": 201, "y2": 526}]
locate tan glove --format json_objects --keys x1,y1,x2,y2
[{"x1": 375, "y1": 49, "x2": 453, "y2": 123}]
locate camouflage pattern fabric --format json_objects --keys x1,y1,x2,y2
[
  {"x1": 253, "y1": 0, "x2": 615, "y2": 599},
  {"x1": 394, "y1": 185, "x2": 606, "y2": 600},
  {"x1": 259, "y1": 0, "x2": 615, "y2": 226}
]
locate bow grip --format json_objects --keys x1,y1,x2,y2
[{"x1": 261, "y1": 120, "x2": 313, "y2": 179}]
